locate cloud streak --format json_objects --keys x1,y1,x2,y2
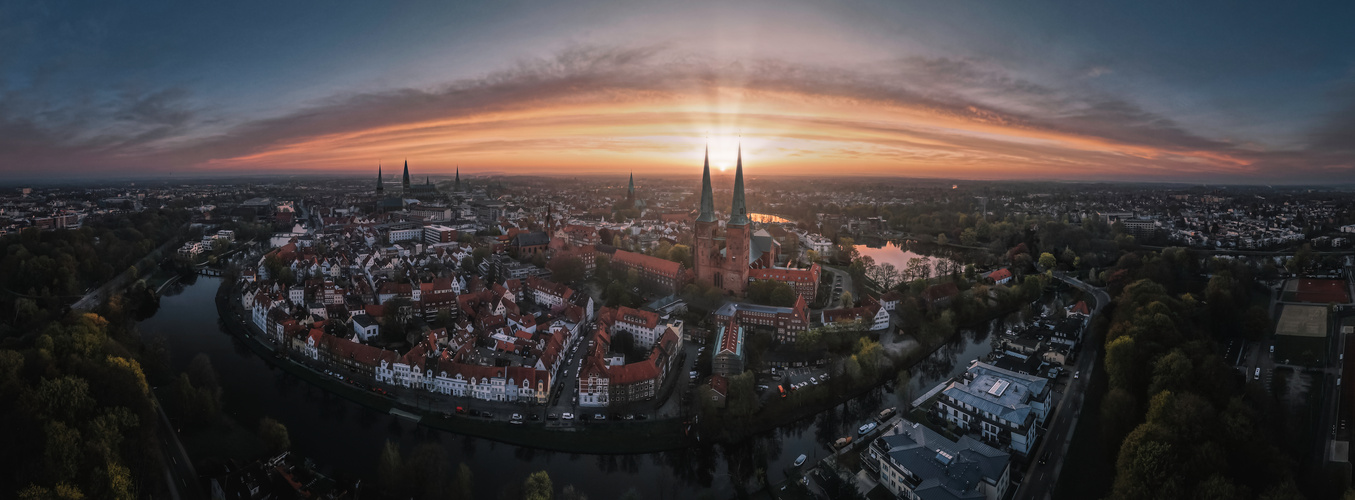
[{"x1": 3, "y1": 44, "x2": 1352, "y2": 183}]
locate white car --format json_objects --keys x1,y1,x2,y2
[{"x1": 562, "y1": 413, "x2": 575, "y2": 420}]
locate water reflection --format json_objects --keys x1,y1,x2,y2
[{"x1": 857, "y1": 241, "x2": 959, "y2": 278}]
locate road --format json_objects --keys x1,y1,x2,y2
[
  {"x1": 1011, "y1": 272, "x2": 1107, "y2": 500},
  {"x1": 153, "y1": 390, "x2": 205, "y2": 500},
  {"x1": 820, "y1": 266, "x2": 853, "y2": 309}
]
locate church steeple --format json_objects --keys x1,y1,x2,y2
[
  {"x1": 376, "y1": 164, "x2": 384, "y2": 193},
  {"x1": 696, "y1": 145, "x2": 716, "y2": 223},
  {"x1": 728, "y1": 144, "x2": 749, "y2": 226},
  {"x1": 455, "y1": 166, "x2": 461, "y2": 192},
  {"x1": 627, "y1": 172, "x2": 635, "y2": 201},
  {"x1": 402, "y1": 160, "x2": 411, "y2": 190}
]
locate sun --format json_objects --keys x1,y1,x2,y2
[{"x1": 705, "y1": 134, "x2": 742, "y2": 172}]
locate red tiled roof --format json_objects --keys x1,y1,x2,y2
[
  {"x1": 612, "y1": 249, "x2": 681, "y2": 276},
  {"x1": 615, "y1": 306, "x2": 659, "y2": 329},
  {"x1": 717, "y1": 318, "x2": 742, "y2": 355},
  {"x1": 988, "y1": 268, "x2": 1013, "y2": 282},
  {"x1": 608, "y1": 359, "x2": 660, "y2": 385},
  {"x1": 710, "y1": 374, "x2": 728, "y2": 396}
]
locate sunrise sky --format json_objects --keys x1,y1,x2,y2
[{"x1": 3, "y1": 0, "x2": 1354, "y2": 183}]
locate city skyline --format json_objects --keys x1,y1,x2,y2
[{"x1": 4, "y1": 1, "x2": 1354, "y2": 183}]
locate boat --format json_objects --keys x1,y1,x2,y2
[{"x1": 794, "y1": 454, "x2": 807, "y2": 467}]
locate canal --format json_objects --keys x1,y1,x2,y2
[{"x1": 142, "y1": 276, "x2": 1005, "y2": 498}]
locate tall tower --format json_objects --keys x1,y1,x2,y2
[
  {"x1": 402, "y1": 160, "x2": 411, "y2": 191},
  {"x1": 722, "y1": 144, "x2": 751, "y2": 295},
  {"x1": 455, "y1": 166, "x2": 461, "y2": 192},
  {"x1": 694, "y1": 146, "x2": 720, "y2": 290},
  {"x1": 376, "y1": 164, "x2": 384, "y2": 193},
  {"x1": 627, "y1": 172, "x2": 635, "y2": 204}
]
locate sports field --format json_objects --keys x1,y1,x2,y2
[
  {"x1": 1276, "y1": 304, "x2": 1328, "y2": 338},
  {"x1": 1282, "y1": 278, "x2": 1351, "y2": 304},
  {"x1": 1273, "y1": 304, "x2": 1329, "y2": 366}
]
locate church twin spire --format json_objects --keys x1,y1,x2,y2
[{"x1": 696, "y1": 143, "x2": 748, "y2": 225}]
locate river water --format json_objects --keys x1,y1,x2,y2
[{"x1": 141, "y1": 276, "x2": 999, "y2": 498}]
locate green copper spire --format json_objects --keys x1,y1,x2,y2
[
  {"x1": 628, "y1": 172, "x2": 635, "y2": 195},
  {"x1": 697, "y1": 145, "x2": 716, "y2": 223},
  {"x1": 728, "y1": 144, "x2": 749, "y2": 226}
]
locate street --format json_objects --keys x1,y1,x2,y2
[{"x1": 1011, "y1": 272, "x2": 1107, "y2": 500}]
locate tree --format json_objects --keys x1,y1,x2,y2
[
  {"x1": 959, "y1": 227, "x2": 978, "y2": 246},
  {"x1": 1149, "y1": 349, "x2": 1192, "y2": 396},
  {"x1": 668, "y1": 244, "x2": 692, "y2": 269},
  {"x1": 1039, "y1": 252, "x2": 1057, "y2": 270},
  {"x1": 453, "y1": 463, "x2": 474, "y2": 500},
  {"x1": 836, "y1": 237, "x2": 859, "y2": 264},
  {"x1": 727, "y1": 372, "x2": 760, "y2": 418},
  {"x1": 523, "y1": 471, "x2": 553, "y2": 500},
  {"x1": 546, "y1": 256, "x2": 585, "y2": 284},
  {"x1": 377, "y1": 441, "x2": 403, "y2": 495},
  {"x1": 936, "y1": 233, "x2": 949, "y2": 246},
  {"x1": 258, "y1": 417, "x2": 290, "y2": 455},
  {"x1": 840, "y1": 291, "x2": 853, "y2": 306},
  {"x1": 894, "y1": 369, "x2": 912, "y2": 407},
  {"x1": 869, "y1": 263, "x2": 902, "y2": 290}
]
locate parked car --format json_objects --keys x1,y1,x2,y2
[
  {"x1": 1039, "y1": 451, "x2": 1051, "y2": 465},
  {"x1": 511, "y1": 413, "x2": 523, "y2": 421},
  {"x1": 636, "y1": 414, "x2": 649, "y2": 420},
  {"x1": 595, "y1": 414, "x2": 607, "y2": 421},
  {"x1": 547, "y1": 413, "x2": 559, "y2": 420}
]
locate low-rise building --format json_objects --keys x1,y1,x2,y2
[
  {"x1": 934, "y1": 361, "x2": 1051, "y2": 456},
  {"x1": 866, "y1": 418, "x2": 1012, "y2": 500}
]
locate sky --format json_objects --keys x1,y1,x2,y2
[{"x1": 2, "y1": 0, "x2": 1354, "y2": 183}]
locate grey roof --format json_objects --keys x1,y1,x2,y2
[
  {"x1": 750, "y1": 229, "x2": 775, "y2": 263},
  {"x1": 877, "y1": 419, "x2": 1009, "y2": 500},
  {"x1": 941, "y1": 362, "x2": 1048, "y2": 425},
  {"x1": 512, "y1": 231, "x2": 550, "y2": 247},
  {"x1": 713, "y1": 301, "x2": 796, "y2": 317}
]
